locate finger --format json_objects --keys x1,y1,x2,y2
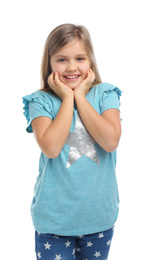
[
  {"x1": 54, "y1": 72, "x2": 60, "y2": 84},
  {"x1": 54, "y1": 72, "x2": 62, "y2": 88},
  {"x1": 48, "y1": 72, "x2": 58, "y2": 92},
  {"x1": 86, "y1": 69, "x2": 91, "y2": 79},
  {"x1": 48, "y1": 72, "x2": 54, "y2": 86},
  {"x1": 84, "y1": 70, "x2": 92, "y2": 85},
  {"x1": 88, "y1": 69, "x2": 95, "y2": 87},
  {"x1": 54, "y1": 72, "x2": 65, "y2": 88},
  {"x1": 90, "y1": 69, "x2": 95, "y2": 81}
]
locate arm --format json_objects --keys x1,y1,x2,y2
[
  {"x1": 32, "y1": 72, "x2": 74, "y2": 158},
  {"x1": 75, "y1": 95, "x2": 121, "y2": 152},
  {"x1": 74, "y1": 69, "x2": 121, "y2": 152}
]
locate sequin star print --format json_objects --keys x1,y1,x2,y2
[{"x1": 66, "y1": 113, "x2": 99, "y2": 168}]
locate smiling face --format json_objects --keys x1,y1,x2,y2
[{"x1": 50, "y1": 39, "x2": 91, "y2": 89}]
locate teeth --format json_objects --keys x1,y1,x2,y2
[{"x1": 66, "y1": 75, "x2": 78, "y2": 79}]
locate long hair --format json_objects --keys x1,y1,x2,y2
[{"x1": 40, "y1": 24, "x2": 102, "y2": 91}]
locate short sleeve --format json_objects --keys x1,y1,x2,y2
[
  {"x1": 100, "y1": 83, "x2": 122, "y2": 114},
  {"x1": 22, "y1": 91, "x2": 53, "y2": 133}
]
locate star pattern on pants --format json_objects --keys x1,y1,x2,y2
[
  {"x1": 44, "y1": 241, "x2": 51, "y2": 250},
  {"x1": 36, "y1": 228, "x2": 113, "y2": 259},
  {"x1": 37, "y1": 252, "x2": 42, "y2": 259},
  {"x1": 98, "y1": 232, "x2": 104, "y2": 239},
  {"x1": 106, "y1": 240, "x2": 111, "y2": 246},
  {"x1": 66, "y1": 114, "x2": 99, "y2": 168},
  {"x1": 65, "y1": 240, "x2": 71, "y2": 247},
  {"x1": 87, "y1": 241, "x2": 93, "y2": 247},
  {"x1": 55, "y1": 254, "x2": 62, "y2": 260},
  {"x1": 94, "y1": 251, "x2": 101, "y2": 258}
]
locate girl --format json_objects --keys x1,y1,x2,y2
[{"x1": 23, "y1": 24, "x2": 122, "y2": 260}]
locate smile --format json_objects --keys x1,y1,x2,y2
[
  {"x1": 64, "y1": 75, "x2": 80, "y2": 79},
  {"x1": 64, "y1": 75, "x2": 80, "y2": 81}
]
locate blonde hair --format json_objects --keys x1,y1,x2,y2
[{"x1": 40, "y1": 23, "x2": 102, "y2": 91}]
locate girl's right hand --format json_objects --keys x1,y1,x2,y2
[{"x1": 48, "y1": 72, "x2": 74, "y2": 101}]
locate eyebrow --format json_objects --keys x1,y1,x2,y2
[{"x1": 54, "y1": 54, "x2": 88, "y2": 58}]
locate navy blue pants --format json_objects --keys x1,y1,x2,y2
[{"x1": 35, "y1": 227, "x2": 114, "y2": 260}]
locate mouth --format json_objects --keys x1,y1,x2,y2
[{"x1": 64, "y1": 75, "x2": 80, "y2": 81}]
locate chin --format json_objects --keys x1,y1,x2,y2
[{"x1": 67, "y1": 84, "x2": 78, "y2": 90}]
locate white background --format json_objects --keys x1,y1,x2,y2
[{"x1": 0, "y1": 0, "x2": 142, "y2": 259}]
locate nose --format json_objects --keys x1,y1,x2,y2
[{"x1": 66, "y1": 60, "x2": 77, "y2": 72}]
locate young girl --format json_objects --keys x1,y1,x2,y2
[{"x1": 23, "y1": 24, "x2": 122, "y2": 260}]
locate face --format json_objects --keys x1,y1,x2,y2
[{"x1": 50, "y1": 39, "x2": 90, "y2": 89}]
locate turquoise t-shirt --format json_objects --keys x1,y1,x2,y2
[{"x1": 22, "y1": 83, "x2": 122, "y2": 236}]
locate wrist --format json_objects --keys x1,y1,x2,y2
[
  {"x1": 74, "y1": 91, "x2": 86, "y2": 103},
  {"x1": 62, "y1": 94, "x2": 74, "y2": 103}
]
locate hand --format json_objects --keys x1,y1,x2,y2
[
  {"x1": 74, "y1": 69, "x2": 95, "y2": 98},
  {"x1": 48, "y1": 72, "x2": 74, "y2": 101}
]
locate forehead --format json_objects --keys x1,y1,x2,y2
[{"x1": 54, "y1": 39, "x2": 88, "y2": 57}]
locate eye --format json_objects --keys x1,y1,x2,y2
[
  {"x1": 57, "y1": 58, "x2": 66, "y2": 62},
  {"x1": 77, "y1": 57, "x2": 85, "y2": 61}
]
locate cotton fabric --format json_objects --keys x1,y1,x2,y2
[{"x1": 22, "y1": 83, "x2": 122, "y2": 236}]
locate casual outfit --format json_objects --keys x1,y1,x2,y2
[{"x1": 23, "y1": 83, "x2": 121, "y2": 259}]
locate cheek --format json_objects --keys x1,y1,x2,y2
[
  {"x1": 80, "y1": 63, "x2": 90, "y2": 76},
  {"x1": 51, "y1": 63, "x2": 64, "y2": 75},
  {"x1": 86, "y1": 61, "x2": 91, "y2": 71}
]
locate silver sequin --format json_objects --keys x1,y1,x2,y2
[{"x1": 66, "y1": 113, "x2": 100, "y2": 168}]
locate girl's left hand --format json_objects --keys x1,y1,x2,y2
[{"x1": 74, "y1": 69, "x2": 95, "y2": 98}]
